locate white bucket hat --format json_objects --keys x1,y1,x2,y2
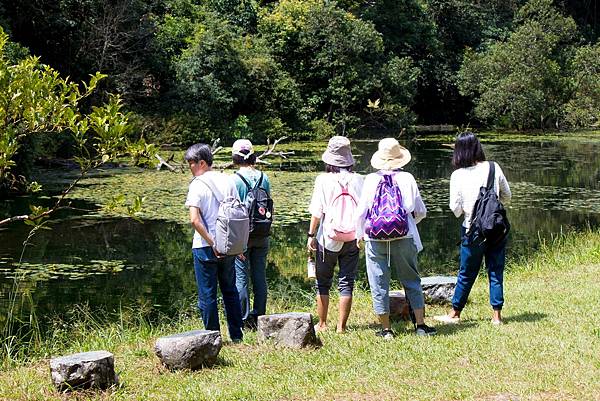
[
  {"x1": 321, "y1": 136, "x2": 354, "y2": 167},
  {"x1": 370, "y1": 138, "x2": 411, "y2": 170},
  {"x1": 232, "y1": 139, "x2": 254, "y2": 159}
]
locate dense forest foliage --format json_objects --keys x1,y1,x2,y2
[{"x1": 0, "y1": 0, "x2": 599, "y2": 188}]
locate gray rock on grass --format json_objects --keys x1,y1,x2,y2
[
  {"x1": 154, "y1": 330, "x2": 222, "y2": 370},
  {"x1": 421, "y1": 276, "x2": 457, "y2": 304},
  {"x1": 257, "y1": 312, "x2": 321, "y2": 349},
  {"x1": 50, "y1": 350, "x2": 117, "y2": 392},
  {"x1": 389, "y1": 290, "x2": 410, "y2": 321}
]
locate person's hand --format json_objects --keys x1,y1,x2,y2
[
  {"x1": 237, "y1": 253, "x2": 247, "y2": 261},
  {"x1": 307, "y1": 237, "x2": 317, "y2": 252},
  {"x1": 356, "y1": 238, "x2": 362, "y2": 249},
  {"x1": 212, "y1": 245, "x2": 224, "y2": 259}
]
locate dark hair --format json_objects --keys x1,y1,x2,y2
[
  {"x1": 452, "y1": 131, "x2": 486, "y2": 169},
  {"x1": 184, "y1": 143, "x2": 213, "y2": 166},
  {"x1": 232, "y1": 149, "x2": 257, "y2": 166},
  {"x1": 325, "y1": 164, "x2": 353, "y2": 173}
]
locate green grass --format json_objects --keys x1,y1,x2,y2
[{"x1": 1, "y1": 230, "x2": 600, "y2": 400}]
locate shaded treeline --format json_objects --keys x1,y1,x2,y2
[{"x1": 0, "y1": 0, "x2": 599, "y2": 145}]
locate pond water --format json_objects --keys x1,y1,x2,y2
[{"x1": 1, "y1": 135, "x2": 600, "y2": 331}]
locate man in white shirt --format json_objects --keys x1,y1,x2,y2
[{"x1": 185, "y1": 143, "x2": 243, "y2": 342}]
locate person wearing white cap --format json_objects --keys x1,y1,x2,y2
[
  {"x1": 231, "y1": 139, "x2": 272, "y2": 330},
  {"x1": 355, "y1": 138, "x2": 436, "y2": 338},
  {"x1": 307, "y1": 136, "x2": 363, "y2": 333}
]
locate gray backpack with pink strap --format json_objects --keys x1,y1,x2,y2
[{"x1": 199, "y1": 176, "x2": 249, "y2": 256}]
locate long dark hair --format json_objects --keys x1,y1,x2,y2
[{"x1": 452, "y1": 131, "x2": 486, "y2": 169}]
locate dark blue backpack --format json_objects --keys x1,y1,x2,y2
[{"x1": 236, "y1": 172, "x2": 273, "y2": 239}]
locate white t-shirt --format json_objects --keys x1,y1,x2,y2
[
  {"x1": 308, "y1": 171, "x2": 364, "y2": 252},
  {"x1": 185, "y1": 170, "x2": 239, "y2": 249},
  {"x1": 355, "y1": 171, "x2": 427, "y2": 252},
  {"x1": 449, "y1": 161, "x2": 512, "y2": 229}
]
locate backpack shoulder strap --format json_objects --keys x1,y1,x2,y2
[
  {"x1": 486, "y1": 161, "x2": 496, "y2": 190},
  {"x1": 337, "y1": 175, "x2": 349, "y2": 193},
  {"x1": 382, "y1": 172, "x2": 395, "y2": 187},
  {"x1": 235, "y1": 172, "x2": 252, "y2": 191},
  {"x1": 198, "y1": 175, "x2": 224, "y2": 203},
  {"x1": 254, "y1": 171, "x2": 264, "y2": 190}
]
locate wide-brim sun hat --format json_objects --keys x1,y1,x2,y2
[
  {"x1": 232, "y1": 139, "x2": 254, "y2": 158},
  {"x1": 370, "y1": 138, "x2": 411, "y2": 170},
  {"x1": 321, "y1": 136, "x2": 354, "y2": 167}
]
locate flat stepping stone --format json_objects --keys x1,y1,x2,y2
[
  {"x1": 257, "y1": 312, "x2": 321, "y2": 349},
  {"x1": 421, "y1": 276, "x2": 457, "y2": 304},
  {"x1": 154, "y1": 330, "x2": 222, "y2": 370},
  {"x1": 50, "y1": 350, "x2": 117, "y2": 392}
]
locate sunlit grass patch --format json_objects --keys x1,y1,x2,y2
[{"x1": 1, "y1": 230, "x2": 599, "y2": 400}]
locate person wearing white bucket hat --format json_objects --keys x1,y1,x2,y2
[
  {"x1": 307, "y1": 136, "x2": 363, "y2": 333},
  {"x1": 355, "y1": 138, "x2": 437, "y2": 338},
  {"x1": 230, "y1": 139, "x2": 273, "y2": 330}
]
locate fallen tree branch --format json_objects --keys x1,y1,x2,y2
[
  {"x1": 0, "y1": 215, "x2": 30, "y2": 226},
  {"x1": 256, "y1": 136, "x2": 295, "y2": 163},
  {"x1": 210, "y1": 139, "x2": 223, "y2": 155},
  {"x1": 155, "y1": 154, "x2": 177, "y2": 172}
]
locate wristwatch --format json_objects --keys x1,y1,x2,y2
[{"x1": 307, "y1": 232, "x2": 315, "y2": 238}]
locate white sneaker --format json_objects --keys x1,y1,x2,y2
[{"x1": 491, "y1": 319, "x2": 503, "y2": 326}]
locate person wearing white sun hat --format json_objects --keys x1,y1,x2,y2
[{"x1": 355, "y1": 138, "x2": 436, "y2": 338}]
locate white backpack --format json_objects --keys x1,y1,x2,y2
[
  {"x1": 199, "y1": 176, "x2": 249, "y2": 256},
  {"x1": 323, "y1": 176, "x2": 358, "y2": 243}
]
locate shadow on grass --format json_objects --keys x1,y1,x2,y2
[
  {"x1": 210, "y1": 356, "x2": 234, "y2": 368},
  {"x1": 504, "y1": 311, "x2": 547, "y2": 324},
  {"x1": 348, "y1": 323, "x2": 382, "y2": 331}
]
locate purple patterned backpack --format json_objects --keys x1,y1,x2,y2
[{"x1": 365, "y1": 173, "x2": 409, "y2": 239}]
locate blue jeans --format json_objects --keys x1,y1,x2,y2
[
  {"x1": 193, "y1": 247, "x2": 243, "y2": 341},
  {"x1": 235, "y1": 237, "x2": 269, "y2": 321},
  {"x1": 452, "y1": 226, "x2": 506, "y2": 311}
]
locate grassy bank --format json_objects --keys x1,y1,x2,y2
[{"x1": 1, "y1": 230, "x2": 600, "y2": 400}]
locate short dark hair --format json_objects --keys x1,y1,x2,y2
[
  {"x1": 184, "y1": 143, "x2": 213, "y2": 166},
  {"x1": 325, "y1": 164, "x2": 353, "y2": 173},
  {"x1": 452, "y1": 131, "x2": 486, "y2": 169},
  {"x1": 232, "y1": 149, "x2": 257, "y2": 166}
]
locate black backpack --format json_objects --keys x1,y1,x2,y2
[
  {"x1": 467, "y1": 162, "x2": 510, "y2": 246},
  {"x1": 236, "y1": 172, "x2": 273, "y2": 239}
]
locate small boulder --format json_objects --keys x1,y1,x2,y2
[
  {"x1": 50, "y1": 350, "x2": 117, "y2": 392},
  {"x1": 389, "y1": 290, "x2": 411, "y2": 321},
  {"x1": 154, "y1": 330, "x2": 222, "y2": 370},
  {"x1": 421, "y1": 276, "x2": 457, "y2": 304},
  {"x1": 257, "y1": 312, "x2": 320, "y2": 349}
]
